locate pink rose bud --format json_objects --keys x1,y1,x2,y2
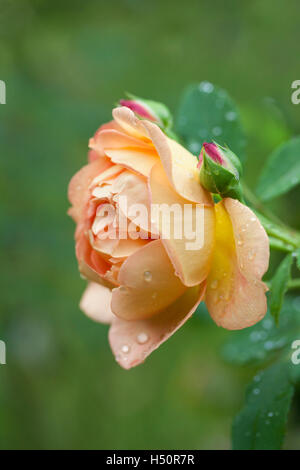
[
  {"x1": 198, "y1": 142, "x2": 242, "y2": 176},
  {"x1": 198, "y1": 142, "x2": 243, "y2": 202},
  {"x1": 119, "y1": 99, "x2": 157, "y2": 121},
  {"x1": 119, "y1": 93, "x2": 173, "y2": 133},
  {"x1": 198, "y1": 142, "x2": 224, "y2": 167}
]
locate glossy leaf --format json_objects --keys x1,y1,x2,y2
[
  {"x1": 232, "y1": 363, "x2": 294, "y2": 450},
  {"x1": 176, "y1": 82, "x2": 246, "y2": 160},
  {"x1": 222, "y1": 296, "x2": 300, "y2": 366},
  {"x1": 256, "y1": 137, "x2": 300, "y2": 201}
]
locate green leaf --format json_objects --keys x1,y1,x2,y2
[
  {"x1": 232, "y1": 363, "x2": 294, "y2": 450},
  {"x1": 253, "y1": 211, "x2": 300, "y2": 248},
  {"x1": 222, "y1": 296, "x2": 300, "y2": 366},
  {"x1": 176, "y1": 82, "x2": 246, "y2": 160},
  {"x1": 270, "y1": 253, "x2": 293, "y2": 323},
  {"x1": 256, "y1": 136, "x2": 300, "y2": 201}
]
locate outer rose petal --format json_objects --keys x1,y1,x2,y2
[
  {"x1": 94, "y1": 129, "x2": 154, "y2": 150},
  {"x1": 112, "y1": 107, "x2": 152, "y2": 142},
  {"x1": 76, "y1": 229, "x2": 111, "y2": 278},
  {"x1": 68, "y1": 158, "x2": 111, "y2": 223},
  {"x1": 90, "y1": 128, "x2": 158, "y2": 177},
  {"x1": 109, "y1": 281, "x2": 206, "y2": 369},
  {"x1": 149, "y1": 162, "x2": 215, "y2": 287},
  {"x1": 205, "y1": 199, "x2": 269, "y2": 330},
  {"x1": 80, "y1": 282, "x2": 115, "y2": 324},
  {"x1": 111, "y1": 239, "x2": 186, "y2": 321},
  {"x1": 112, "y1": 106, "x2": 213, "y2": 205},
  {"x1": 142, "y1": 120, "x2": 213, "y2": 206},
  {"x1": 224, "y1": 198, "x2": 270, "y2": 281}
]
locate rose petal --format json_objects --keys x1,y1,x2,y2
[
  {"x1": 80, "y1": 282, "x2": 115, "y2": 324},
  {"x1": 111, "y1": 239, "x2": 187, "y2": 321},
  {"x1": 142, "y1": 120, "x2": 213, "y2": 206},
  {"x1": 149, "y1": 162, "x2": 215, "y2": 287},
  {"x1": 112, "y1": 171, "x2": 158, "y2": 236},
  {"x1": 104, "y1": 148, "x2": 158, "y2": 177},
  {"x1": 76, "y1": 230, "x2": 110, "y2": 278},
  {"x1": 224, "y1": 198, "x2": 270, "y2": 281},
  {"x1": 112, "y1": 106, "x2": 151, "y2": 142},
  {"x1": 68, "y1": 158, "x2": 112, "y2": 223},
  {"x1": 205, "y1": 200, "x2": 269, "y2": 330},
  {"x1": 95, "y1": 129, "x2": 154, "y2": 150},
  {"x1": 109, "y1": 281, "x2": 206, "y2": 369},
  {"x1": 89, "y1": 164, "x2": 124, "y2": 188}
]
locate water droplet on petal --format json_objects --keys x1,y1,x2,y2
[
  {"x1": 143, "y1": 271, "x2": 152, "y2": 282},
  {"x1": 248, "y1": 250, "x2": 255, "y2": 261},
  {"x1": 121, "y1": 344, "x2": 130, "y2": 353},
  {"x1": 137, "y1": 332, "x2": 149, "y2": 344},
  {"x1": 210, "y1": 279, "x2": 218, "y2": 289}
]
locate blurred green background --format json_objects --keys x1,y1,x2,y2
[{"x1": 0, "y1": 0, "x2": 300, "y2": 449}]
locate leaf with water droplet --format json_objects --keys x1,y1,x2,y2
[
  {"x1": 176, "y1": 82, "x2": 246, "y2": 161},
  {"x1": 222, "y1": 296, "x2": 300, "y2": 366},
  {"x1": 232, "y1": 362, "x2": 294, "y2": 450}
]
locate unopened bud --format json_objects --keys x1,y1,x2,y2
[{"x1": 198, "y1": 142, "x2": 243, "y2": 201}]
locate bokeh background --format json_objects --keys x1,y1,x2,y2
[{"x1": 1, "y1": 0, "x2": 300, "y2": 449}]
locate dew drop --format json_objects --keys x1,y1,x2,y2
[
  {"x1": 248, "y1": 250, "x2": 255, "y2": 261},
  {"x1": 253, "y1": 388, "x2": 260, "y2": 395},
  {"x1": 210, "y1": 279, "x2": 218, "y2": 289},
  {"x1": 199, "y1": 81, "x2": 214, "y2": 93},
  {"x1": 212, "y1": 126, "x2": 222, "y2": 136},
  {"x1": 225, "y1": 111, "x2": 237, "y2": 121},
  {"x1": 237, "y1": 239, "x2": 243, "y2": 246},
  {"x1": 262, "y1": 318, "x2": 273, "y2": 330},
  {"x1": 143, "y1": 270, "x2": 152, "y2": 282},
  {"x1": 264, "y1": 341, "x2": 274, "y2": 351},
  {"x1": 137, "y1": 332, "x2": 149, "y2": 344},
  {"x1": 250, "y1": 217, "x2": 256, "y2": 222},
  {"x1": 189, "y1": 141, "x2": 201, "y2": 153},
  {"x1": 268, "y1": 412, "x2": 274, "y2": 417},
  {"x1": 121, "y1": 344, "x2": 130, "y2": 353}
]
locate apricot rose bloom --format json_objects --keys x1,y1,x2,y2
[{"x1": 68, "y1": 106, "x2": 270, "y2": 369}]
